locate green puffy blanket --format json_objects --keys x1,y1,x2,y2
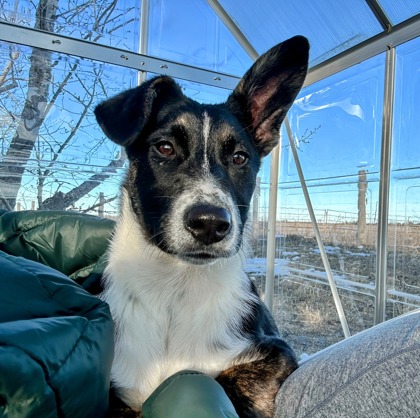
[
  {"x1": 0, "y1": 210, "x2": 115, "y2": 418},
  {"x1": 0, "y1": 209, "x2": 115, "y2": 293}
]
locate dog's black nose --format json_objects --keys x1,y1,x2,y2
[{"x1": 185, "y1": 204, "x2": 232, "y2": 245}]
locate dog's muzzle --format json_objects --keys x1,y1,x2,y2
[{"x1": 184, "y1": 204, "x2": 232, "y2": 245}]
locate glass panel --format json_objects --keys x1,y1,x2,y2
[
  {"x1": 0, "y1": 0, "x2": 141, "y2": 51},
  {"x1": 256, "y1": 55, "x2": 387, "y2": 353},
  {"x1": 388, "y1": 36, "x2": 420, "y2": 318},
  {"x1": 392, "y1": 38, "x2": 420, "y2": 172},
  {"x1": 286, "y1": 53, "x2": 385, "y2": 182},
  {"x1": 0, "y1": 41, "x2": 138, "y2": 214},
  {"x1": 148, "y1": 0, "x2": 252, "y2": 76},
  {"x1": 277, "y1": 278, "x2": 375, "y2": 356},
  {"x1": 176, "y1": 79, "x2": 230, "y2": 104},
  {"x1": 218, "y1": 0, "x2": 382, "y2": 66},
  {"x1": 245, "y1": 156, "x2": 380, "y2": 356},
  {"x1": 271, "y1": 180, "x2": 379, "y2": 356},
  {"x1": 379, "y1": 0, "x2": 420, "y2": 25},
  {"x1": 0, "y1": 38, "x2": 232, "y2": 214}
]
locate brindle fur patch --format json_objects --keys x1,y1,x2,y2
[{"x1": 216, "y1": 341, "x2": 298, "y2": 418}]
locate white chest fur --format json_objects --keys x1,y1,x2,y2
[{"x1": 101, "y1": 200, "x2": 255, "y2": 409}]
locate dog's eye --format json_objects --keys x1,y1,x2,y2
[
  {"x1": 232, "y1": 151, "x2": 249, "y2": 166},
  {"x1": 156, "y1": 142, "x2": 175, "y2": 157}
]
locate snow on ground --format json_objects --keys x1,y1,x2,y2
[{"x1": 244, "y1": 257, "x2": 289, "y2": 276}]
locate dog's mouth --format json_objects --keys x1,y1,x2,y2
[
  {"x1": 159, "y1": 201, "x2": 241, "y2": 265},
  {"x1": 179, "y1": 251, "x2": 224, "y2": 265}
]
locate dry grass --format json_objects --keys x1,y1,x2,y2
[
  {"x1": 248, "y1": 221, "x2": 420, "y2": 356},
  {"x1": 264, "y1": 220, "x2": 420, "y2": 249}
]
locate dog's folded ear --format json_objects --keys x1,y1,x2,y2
[
  {"x1": 226, "y1": 35, "x2": 309, "y2": 157},
  {"x1": 94, "y1": 76, "x2": 183, "y2": 146}
]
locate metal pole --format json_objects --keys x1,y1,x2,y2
[
  {"x1": 364, "y1": 0, "x2": 392, "y2": 32},
  {"x1": 285, "y1": 118, "x2": 351, "y2": 338},
  {"x1": 138, "y1": 0, "x2": 150, "y2": 84},
  {"x1": 206, "y1": 0, "x2": 259, "y2": 61},
  {"x1": 264, "y1": 141, "x2": 281, "y2": 312},
  {"x1": 374, "y1": 47, "x2": 396, "y2": 325}
]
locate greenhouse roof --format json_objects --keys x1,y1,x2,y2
[
  {"x1": 211, "y1": 0, "x2": 420, "y2": 63},
  {"x1": 208, "y1": 0, "x2": 420, "y2": 85},
  {"x1": 1, "y1": 0, "x2": 419, "y2": 91}
]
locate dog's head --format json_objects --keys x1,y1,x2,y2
[{"x1": 95, "y1": 36, "x2": 309, "y2": 265}]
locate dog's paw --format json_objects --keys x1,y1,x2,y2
[
  {"x1": 217, "y1": 363, "x2": 277, "y2": 418},
  {"x1": 216, "y1": 339, "x2": 298, "y2": 418}
]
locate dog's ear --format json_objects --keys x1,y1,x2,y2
[
  {"x1": 94, "y1": 76, "x2": 183, "y2": 146},
  {"x1": 227, "y1": 36, "x2": 309, "y2": 157}
]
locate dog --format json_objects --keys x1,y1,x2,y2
[{"x1": 94, "y1": 35, "x2": 309, "y2": 418}]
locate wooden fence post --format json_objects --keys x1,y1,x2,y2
[{"x1": 358, "y1": 169, "x2": 367, "y2": 243}]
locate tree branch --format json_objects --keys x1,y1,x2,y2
[{"x1": 40, "y1": 157, "x2": 125, "y2": 210}]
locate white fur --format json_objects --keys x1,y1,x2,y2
[
  {"x1": 202, "y1": 111, "x2": 211, "y2": 174},
  {"x1": 101, "y1": 190, "x2": 257, "y2": 410}
]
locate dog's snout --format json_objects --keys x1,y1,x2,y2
[{"x1": 185, "y1": 204, "x2": 232, "y2": 245}]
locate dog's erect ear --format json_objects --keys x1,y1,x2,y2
[
  {"x1": 227, "y1": 36, "x2": 309, "y2": 157},
  {"x1": 94, "y1": 76, "x2": 183, "y2": 146}
]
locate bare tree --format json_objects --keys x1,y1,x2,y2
[
  {"x1": 0, "y1": 0, "x2": 136, "y2": 211},
  {"x1": 0, "y1": 50, "x2": 19, "y2": 94},
  {"x1": 0, "y1": 0, "x2": 58, "y2": 210}
]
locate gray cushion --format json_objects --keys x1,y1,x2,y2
[{"x1": 275, "y1": 310, "x2": 420, "y2": 417}]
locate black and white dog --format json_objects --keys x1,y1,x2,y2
[{"x1": 95, "y1": 36, "x2": 309, "y2": 418}]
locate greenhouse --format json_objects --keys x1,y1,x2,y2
[{"x1": 0, "y1": 1, "x2": 419, "y2": 417}]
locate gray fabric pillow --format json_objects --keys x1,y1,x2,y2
[{"x1": 275, "y1": 309, "x2": 420, "y2": 418}]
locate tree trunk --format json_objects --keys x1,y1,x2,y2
[
  {"x1": 40, "y1": 158, "x2": 125, "y2": 210},
  {"x1": 0, "y1": 0, "x2": 58, "y2": 210}
]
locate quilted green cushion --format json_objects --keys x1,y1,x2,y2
[
  {"x1": 0, "y1": 210, "x2": 114, "y2": 285},
  {"x1": 0, "y1": 251, "x2": 114, "y2": 418}
]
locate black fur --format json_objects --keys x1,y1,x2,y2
[{"x1": 95, "y1": 35, "x2": 309, "y2": 418}]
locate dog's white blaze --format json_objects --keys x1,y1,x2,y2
[
  {"x1": 101, "y1": 191, "x2": 255, "y2": 410},
  {"x1": 202, "y1": 111, "x2": 211, "y2": 175}
]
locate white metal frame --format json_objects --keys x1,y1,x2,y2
[
  {"x1": 306, "y1": 14, "x2": 420, "y2": 86},
  {"x1": 375, "y1": 47, "x2": 396, "y2": 324},
  {"x1": 138, "y1": 0, "x2": 150, "y2": 84},
  {"x1": 0, "y1": 21, "x2": 240, "y2": 90}
]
